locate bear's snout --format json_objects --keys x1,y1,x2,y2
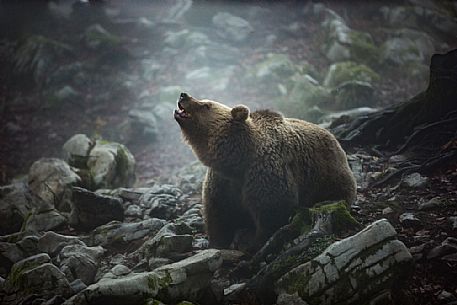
[{"x1": 179, "y1": 92, "x2": 189, "y2": 101}]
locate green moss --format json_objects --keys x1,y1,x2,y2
[
  {"x1": 310, "y1": 201, "x2": 360, "y2": 234},
  {"x1": 8, "y1": 261, "x2": 42, "y2": 290},
  {"x1": 290, "y1": 208, "x2": 312, "y2": 235},
  {"x1": 324, "y1": 61, "x2": 380, "y2": 88},
  {"x1": 349, "y1": 31, "x2": 380, "y2": 66}
]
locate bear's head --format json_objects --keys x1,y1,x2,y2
[{"x1": 174, "y1": 93, "x2": 252, "y2": 172}]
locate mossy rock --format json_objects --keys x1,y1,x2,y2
[
  {"x1": 323, "y1": 61, "x2": 380, "y2": 88},
  {"x1": 331, "y1": 80, "x2": 375, "y2": 109},
  {"x1": 310, "y1": 200, "x2": 360, "y2": 234},
  {"x1": 348, "y1": 31, "x2": 381, "y2": 65}
]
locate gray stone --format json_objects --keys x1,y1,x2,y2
[
  {"x1": 184, "y1": 66, "x2": 235, "y2": 92},
  {"x1": 86, "y1": 140, "x2": 135, "y2": 189},
  {"x1": 24, "y1": 209, "x2": 67, "y2": 233},
  {"x1": 154, "y1": 249, "x2": 223, "y2": 300},
  {"x1": 427, "y1": 237, "x2": 457, "y2": 260},
  {"x1": 70, "y1": 187, "x2": 124, "y2": 231},
  {"x1": 331, "y1": 80, "x2": 375, "y2": 109},
  {"x1": 4, "y1": 253, "x2": 72, "y2": 299},
  {"x1": 0, "y1": 242, "x2": 25, "y2": 277},
  {"x1": 70, "y1": 278, "x2": 87, "y2": 294},
  {"x1": 149, "y1": 257, "x2": 172, "y2": 270},
  {"x1": 28, "y1": 158, "x2": 81, "y2": 212},
  {"x1": 418, "y1": 197, "x2": 445, "y2": 210},
  {"x1": 212, "y1": 12, "x2": 253, "y2": 42},
  {"x1": 381, "y1": 29, "x2": 435, "y2": 65},
  {"x1": 53, "y1": 85, "x2": 81, "y2": 103},
  {"x1": 111, "y1": 264, "x2": 131, "y2": 276},
  {"x1": 450, "y1": 216, "x2": 457, "y2": 230},
  {"x1": 163, "y1": 0, "x2": 192, "y2": 22},
  {"x1": 141, "y1": 222, "x2": 193, "y2": 259},
  {"x1": 63, "y1": 134, "x2": 94, "y2": 167},
  {"x1": 58, "y1": 244, "x2": 104, "y2": 285},
  {"x1": 140, "y1": 185, "x2": 183, "y2": 220},
  {"x1": 38, "y1": 231, "x2": 85, "y2": 257},
  {"x1": 124, "y1": 204, "x2": 143, "y2": 218},
  {"x1": 402, "y1": 172, "x2": 428, "y2": 188},
  {"x1": 171, "y1": 161, "x2": 206, "y2": 193},
  {"x1": 87, "y1": 218, "x2": 166, "y2": 247},
  {"x1": 382, "y1": 207, "x2": 394, "y2": 215},
  {"x1": 324, "y1": 62, "x2": 379, "y2": 88},
  {"x1": 0, "y1": 183, "x2": 37, "y2": 235},
  {"x1": 399, "y1": 212, "x2": 422, "y2": 228},
  {"x1": 275, "y1": 219, "x2": 412, "y2": 305},
  {"x1": 437, "y1": 290, "x2": 456, "y2": 302}
]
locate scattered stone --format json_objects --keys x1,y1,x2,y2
[
  {"x1": 149, "y1": 257, "x2": 172, "y2": 270},
  {"x1": 171, "y1": 161, "x2": 206, "y2": 193},
  {"x1": 86, "y1": 140, "x2": 136, "y2": 189},
  {"x1": 163, "y1": 0, "x2": 192, "y2": 22},
  {"x1": 70, "y1": 187, "x2": 124, "y2": 231},
  {"x1": 124, "y1": 204, "x2": 143, "y2": 218},
  {"x1": 141, "y1": 222, "x2": 193, "y2": 259},
  {"x1": 418, "y1": 196, "x2": 445, "y2": 210},
  {"x1": 111, "y1": 264, "x2": 131, "y2": 276},
  {"x1": 38, "y1": 231, "x2": 85, "y2": 257},
  {"x1": 427, "y1": 237, "x2": 457, "y2": 260},
  {"x1": 383, "y1": 207, "x2": 394, "y2": 215},
  {"x1": 399, "y1": 212, "x2": 422, "y2": 228},
  {"x1": 4, "y1": 253, "x2": 72, "y2": 300},
  {"x1": 212, "y1": 12, "x2": 253, "y2": 42},
  {"x1": 0, "y1": 242, "x2": 26, "y2": 276},
  {"x1": 450, "y1": 216, "x2": 457, "y2": 230},
  {"x1": 139, "y1": 185, "x2": 183, "y2": 220},
  {"x1": 87, "y1": 218, "x2": 166, "y2": 247},
  {"x1": 70, "y1": 278, "x2": 88, "y2": 294},
  {"x1": 52, "y1": 85, "x2": 81, "y2": 104},
  {"x1": 24, "y1": 209, "x2": 67, "y2": 233},
  {"x1": 58, "y1": 244, "x2": 105, "y2": 285},
  {"x1": 62, "y1": 134, "x2": 94, "y2": 167},
  {"x1": 437, "y1": 290, "x2": 457, "y2": 302},
  {"x1": 28, "y1": 158, "x2": 81, "y2": 212},
  {"x1": 275, "y1": 219, "x2": 413, "y2": 305},
  {"x1": 402, "y1": 172, "x2": 428, "y2": 188}
]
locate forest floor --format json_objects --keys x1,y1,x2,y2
[{"x1": 1, "y1": 1, "x2": 456, "y2": 304}]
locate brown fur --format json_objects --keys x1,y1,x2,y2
[{"x1": 175, "y1": 94, "x2": 357, "y2": 249}]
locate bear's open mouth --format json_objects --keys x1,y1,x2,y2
[{"x1": 174, "y1": 102, "x2": 190, "y2": 119}]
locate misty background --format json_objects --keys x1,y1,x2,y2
[{"x1": 1, "y1": 0, "x2": 456, "y2": 185}]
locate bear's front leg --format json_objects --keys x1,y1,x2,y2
[
  {"x1": 244, "y1": 165, "x2": 298, "y2": 248},
  {"x1": 202, "y1": 169, "x2": 250, "y2": 248}
]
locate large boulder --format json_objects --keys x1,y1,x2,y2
[
  {"x1": 38, "y1": 231, "x2": 85, "y2": 257},
  {"x1": 86, "y1": 140, "x2": 135, "y2": 189},
  {"x1": 212, "y1": 12, "x2": 253, "y2": 42},
  {"x1": 275, "y1": 219, "x2": 413, "y2": 305},
  {"x1": 86, "y1": 218, "x2": 167, "y2": 247},
  {"x1": 139, "y1": 184, "x2": 184, "y2": 220},
  {"x1": 28, "y1": 158, "x2": 81, "y2": 212},
  {"x1": 62, "y1": 249, "x2": 222, "y2": 305},
  {"x1": 0, "y1": 183, "x2": 35, "y2": 235},
  {"x1": 63, "y1": 134, "x2": 94, "y2": 168},
  {"x1": 57, "y1": 244, "x2": 105, "y2": 285},
  {"x1": 23, "y1": 209, "x2": 67, "y2": 233},
  {"x1": 3, "y1": 253, "x2": 72, "y2": 305},
  {"x1": 69, "y1": 187, "x2": 124, "y2": 231}
]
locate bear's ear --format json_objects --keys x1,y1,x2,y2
[{"x1": 231, "y1": 105, "x2": 250, "y2": 121}]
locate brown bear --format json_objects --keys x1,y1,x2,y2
[{"x1": 174, "y1": 93, "x2": 357, "y2": 249}]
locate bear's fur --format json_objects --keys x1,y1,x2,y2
[{"x1": 174, "y1": 93, "x2": 357, "y2": 249}]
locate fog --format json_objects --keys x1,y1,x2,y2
[{"x1": 0, "y1": 0, "x2": 455, "y2": 184}]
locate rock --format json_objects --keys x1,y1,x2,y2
[
  {"x1": 178, "y1": 205, "x2": 205, "y2": 233},
  {"x1": 275, "y1": 219, "x2": 413, "y2": 305},
  {"x1": 70, "y1": 187, "x2": 124, "y2": 231},
  {"x1": 4, "y1": 253, "x2": 72, "y2": 301},
  {"x1": 63, "y1": 134, "x2": 94, "y2": 168},
  {"x1": 111, "y1": 264, "x2": 131, "y2": 276},
  {"x1": 320, "y1": 9, "x2": 378, "y2": 64},
  {"x1": 38, "y1": 231, "x2": 85, "y2": 257},
  {"x1": 279, "y1": 74, "x2": 331, "y2": 120},
  {"x1": 427, "y1": 237, "x2": 457, "y2": 260},
  {"x1": 70, "y1": 278, "x2": 88, "y2": 294},
  {"x1": 381, "y1": 29, "x2": 435, "y2": 65},
  {"x1": 149, "y1": 257, "x2": 172, "y2": 270},
  {"x1": 450, "y1": 216, "x2": 457, "y2": 230},
  {"x1": 163, "y1": 0, "x2": 192, "y2": 22},
  {"x1": 87, "y1": 218, "x2": 166, "y2": 247},
  {"x1": 86, "y1": 140, "x2": 135, "y2": 189},
  {"x1": 399, "y1": 212, "x2": 422, "y2": 228},
  {"x1": 124, "y1": 204, "x2": 143, "y2": 218},
  {"x1": 83, "y1": 24, "x2": 120, "y2": 50},
  {"x1": 184, "y1": 66, "x2": 235, "y2": 92},
  {"x1": 323, "y1": 61, "x2": 379, "y2": 88},
  {"x1": 382, "y1": 207, "x2": 394, "y2": 215},
  {"x1": 171, "y1": 161, "x2": 207, "y2": 193},
  {"x1": 0, "y1": 242, "x2": 26, "y2": 277},
  {"x1": 139, "y1": 184, "x2": 183, "y2": 220},
  {"x1": 28, "y1": 158, "x2": 81, "y2": 212},
  {"x1": 332, "y1": 80, "x2": 375, "y2": 109},
  {"x1": 418, "y1": 196, "x2": 445, "y2": 210},
  {"x1": 0, "y1": 183, "x2": 35, "y2": 235},
  {"x1": 164, "y1": 29, "x2": 210, "y2": 49},
  {"x1": 212, "y1": 12, "x2": 253, "y2": 42},
  {"x1": 154, "y1": 249, "x2": 223, "y2": 301},
  {"x1": 437, "y1": 290, "x2": 457, "y2": 302},
  {"x1": 141, "y1": 222, "x2": 193, "y2": 260},
  {"x1": 24, "y1": 209, "x2": 67, "y2": 233},
  {"x1": 402, "y1": 172, "x2": 428, "y2": 188},
  {"x1": 58, "y1": 244, "x2": 104, "y2": 285}
]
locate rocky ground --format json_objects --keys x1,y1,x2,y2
[{"x1": 1, "y1": 0, "x2": 457, "y2": 304}]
